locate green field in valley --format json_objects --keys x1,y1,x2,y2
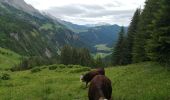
[
  {"x1": 93, "y1": 44, "x2": 112, "y2": 58},
  {"x1": 95, "y1": 44, "x2": 112, "y2": 52}
]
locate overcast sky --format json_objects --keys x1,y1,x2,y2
[{"x1": 24, "y1": 0, "x2": 145, "y2": 26}]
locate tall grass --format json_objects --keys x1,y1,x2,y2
[{"x1": 0, "y1": 62, "x2": 170, "y2": 100}]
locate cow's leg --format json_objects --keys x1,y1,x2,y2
[{"x1": 86, "y1": 82, "x2": 88, "y2": 88}]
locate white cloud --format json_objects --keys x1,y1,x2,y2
[{"x1": 24, "y1": 0, "x2": 145, "y2": 25}]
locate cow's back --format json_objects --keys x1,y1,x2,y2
[
  {"x1": 97, "y1": 68, "x2": 105, "y2": 75},
  {"x1": 88, "y1": 75, "x2": 112, "y2": 100}
]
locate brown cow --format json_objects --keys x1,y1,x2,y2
[
  {"x1": 97, "y1": 68, "x2": 105, "y2": 75},
  {"x1": 80, "y1": 68, "x2": 105, "y2": 87},
  {"x1": 88, "y1": 75, "x2": 112, "y2": 100}
]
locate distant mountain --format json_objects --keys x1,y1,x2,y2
[
  {"x1": 57, "y1": 20, "x2": 128, "y2": 54},
  {"x1": 79, "y1": 24, "x2": 128, "y2": 56},
  {"x1": 79, "y1": 25, "x2": 128, "y2": 48},
  {"x1": 57, "y1": 19, "x2": 89, "y2": 33},
  {"x1": 84, "y1": 23, "x2": 111, "y2": 27},
  {"x1": 0, "y1": 1, "x2": 85, "y2": 57}
]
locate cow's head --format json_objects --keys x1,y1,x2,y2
[{"x1": 80, "y1": 74, "x2": 84, "y2": 82}]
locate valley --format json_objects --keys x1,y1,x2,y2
[{"x1": 0, "y1": 0, "x2": 170, "y2": 99}]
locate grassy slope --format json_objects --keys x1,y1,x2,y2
[
  {"x1": 0, "y1": 48, "x2": 21, "y2": 70},
  {"x1": 0, "y1": 62, "x2": 170, "y2": 100},
  {"x1": 107, "y1": 62, "x2": 170, "y2": 100}
]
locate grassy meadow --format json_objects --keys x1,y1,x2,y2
[
  {"x1": 0, "y1": 62, "x2": 170, "y2": 100},
  {"x1": 0, "y1": 48, "x2": 170, "y2": 100}
]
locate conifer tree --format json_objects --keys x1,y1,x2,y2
[
  {"x1": 72, "y1": 48, "x2": 79, "y2": 65},
  {"x1": 132, "y1": 0, "x2": 160, "y2": 63},
  {"x1": 112, "y1": 26, "x2": 126, "y2": 65},
  {"x1": 94, "y1": 55, "x2": 105, "y2": 68},
  {"x1": 60, "y1": 45, "x2": 73, "y2": 65},
  {"x1": 79, "y1": 48, "x2": 92, "y2": 66},
  {"x1": 146, "y1": 0, "x2": 170, "y2": 65},
  {"x1": 125, "y1": 8, "x2": 141, "y2": 64}
]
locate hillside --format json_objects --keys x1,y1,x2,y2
[
  {"x1": 79, "y1": 25, "x2": 127, "y2": 48},
  {"x1": 0, "y1": 1, "x2": 85, "y2": 57},
  {"x1": 0, "y1": 62, "x2": 169, "y2": 99},
  {"x1": 0, "y1": 48, "x2": 21, "y2": 70},
  {"x1": 56, "y1": 20, "x2": 128, "y2": 54},
  {"x1": 0, "y1": 0, "x2": 40, "y2": 16}
]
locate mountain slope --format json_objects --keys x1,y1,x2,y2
[
  {"x1": 57, "y1": 20, "x2": 128, "y2": 54},
  {"x1": 57, "y1": 19, "x2": 89, "y2": 33},
  {"x1": 79, "y1": 25, "x2": 120, "y2": 47},
  {"x1": 0, "y1": 47, "x2": 21, "y2": 70},
  {"x1": 1, "y1": 0, "x2": 40, "y2": 16},
  {"x1": 78, "y1": 25, "x2": 128, "y2": 54},
  {"x1": 0, "y1": 1, "x2": 85, "y2": 57}
]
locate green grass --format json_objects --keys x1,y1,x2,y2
[
  {"x1": 94, "y1": 44, "x2": 112, "y2": 58},
  {"x1": 40, "y1": 23, "x2": 54, "y2": 30},
  {"x1": 93, "y1": 52, "x2": 111, "y2": 58},
  {"x1": 95, "y1": 44, "x2": 112, "y2": 51},
  {"x1": 0, "y1": 62, "x2": 170, "y2": 100},
  {"x1": 0, "y1": 66, "x2": 89, "y2": 100},
  {"x1": 107, "y1": 62, "x2": 170, "y2": 100},
  {"x1": 0, "y1": 48, "x2": 21, "y2": 70}
]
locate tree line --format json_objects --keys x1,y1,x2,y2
[
  {"x1": 60, "y1": 45, "x2": 105, "y2": 68},
  {"x1": 112, "y1": 0, "x2": 170, "y2": 66}
]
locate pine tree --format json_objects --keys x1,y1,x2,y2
[
  {"x1": 94, "y1": 55, "x2": 105, "y2": 68},
  {"x1": 79, "y1": 48, "x2": 92, "y2": 67},
  {"x1": 125, "y1": 8, "x2": 141, "y2": 64},
  {"x1": 112, "y1": 26, "x2": 126, "y2": 65},
  {"x1": 146, "y1": 0, "x2": 170, "y2": 65},
  {"x1": 132, "y1": 0, "x2": 160, "y2": 63},
  {"x1": 60, "y1": 45, "x2": 73, "y2": 65},
  {"x1": 72, "y1": 48, "x2": 79, "y2": 65}
]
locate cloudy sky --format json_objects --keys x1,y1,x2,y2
[{"x1": 24, "y1": 0, "x2": 145, "y2": 26}]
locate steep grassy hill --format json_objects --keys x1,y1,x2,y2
[
  {"x1": 0, "y1": 48, "x2": 21, "y2": 70},
  {"x1": 0, "y1": 62, "x2": 170, "y2": 100}
]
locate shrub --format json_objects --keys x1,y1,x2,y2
[
  {"x1": 67, "y1": 65, "x2": 83, "y2": 68},
  {"x1": 69, "y1": 67, "x2": 91, "y2": 73},
  {"x1": 67, "y1": 65, "x2": 74, "y2": 68},
  {"x1": 49, "y1": 65, "x2": 58, "y2": 70},
  {"x1": 41, "y1": 66, "x2": 47, "y2": 69},
  {"x1": 58, "y1": 64, "x2": 66, "y2": 68},
  {"x1": 1, "y1": 73, "x2": 10, "y2": 80},
  {"x1": 31, "y1": 67, "x2": 41, "y2": 73}
]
